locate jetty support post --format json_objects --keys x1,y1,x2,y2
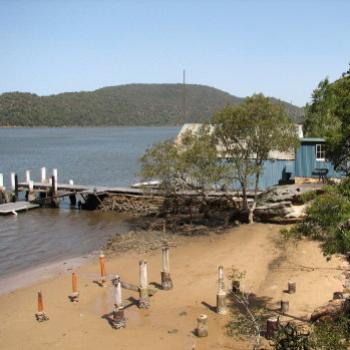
[
  {"x1": 10, "y1": 172, "x2": 15, "y2": 191},
  {"x1": 138, "y1": 260, "x2": 150, "y2": 308},
  {"x1": 99, "y1": 251, "x2": 107, "y2": 287},
  {"x1": 0, "y1": 173, "x2": 3, "y2": 190},
  {"x1": 69, "y1": 272, "x2": 79, "y2": 302},
  {"x1": 27, "y1": 180, "x2": 35, "y2": 202},
  {"x1": 41, "y1": 167, "x2": 46, "y2": 183},
  {"x1": 25, "y1": 170, "x2": 31, "y2": 184},
  {"x1": 196, "y1": 314, "x2": 208, "y2": 337},
  {"x1": 161, "y1": 246, "x2": 173, "y2": 290},
  {"x1": 14, "y1": 174, "x2": 19, "y2": 201},
  {"x1": 111, "y1": 275, "x2": 126, "y2": 329},
  {"x1": 50, "y1": 175, "x2": 59, "y2": 207},
  {"x1": 35, "y1": 291, "x2": 49, "y2": 322},
  {"x1": 216, "y1": 266, "x2": 228, "y2": 315},
  {"x1": 52, "y1": 169, "x2": 58, "y2": 193}
]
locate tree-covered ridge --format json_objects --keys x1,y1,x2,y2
[{"x1": 0, "y1": 84, "x2": 304, "y2": 127}]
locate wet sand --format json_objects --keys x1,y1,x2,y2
[{"x1": 0, "y1": 223, "x2": 345, "y2": 350}]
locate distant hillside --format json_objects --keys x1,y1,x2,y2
[{"x1": 0, "y1": 84, "x2": 304, "y2": 126}]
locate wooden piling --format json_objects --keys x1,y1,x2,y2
[
  {"x1": 99, "y1": 251, "x2": 107, "y2": 287},
  {"x1": 196, "y1": 314, "x2": 208, "y2": 337},
  {"x1": 112, "y1": 275, "x2": 126, "y2": 329},
  {"x1": 69, "y1": 272, "x2": 79, "y2": 302},
  {"x1": 288, "y1": 281, "x2": 296, "y2": 294},
  {"x1": 35, "y1": 291, "x2": 49, "y2": 322},
  {"x1": 52, "y1": 169, "x2": 58, "y2": 192},
  {"x1": 25, "y1": 170, "x2": 31, "y2": 184},
  {"x1": 161, "y1": 246, "x2": 173, "y2": 290},
  {"x1": 14, "y1": 174, "x2": 18, "y2": 201},
  {"x1": 139, "y1": 260, "x2": 150, "y2": 308},
  {"x1": 41, "y1": 167, "x2": 46, "y2": 183},
  {"x1": 10, "y1": 173, "x2": 15, "y2": 191},
  {"x1": 266, "y1": 317, "x2": 278, "y2": 339},
  {"x1": 280, "y1": 300, "x2": 289, "y2": 314}
]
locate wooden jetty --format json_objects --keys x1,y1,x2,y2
[{"x1": 0, "y1": 202, "x2": 39, "y2": 215}]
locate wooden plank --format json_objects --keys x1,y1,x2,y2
[{"x1": 0, "y1": 201, "x2": 39, "y2": 215}]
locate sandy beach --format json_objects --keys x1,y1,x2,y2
[{"x1": 0, "y1": 223, "x2": 345, "y2": 350}]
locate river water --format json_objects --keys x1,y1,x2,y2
[{"x1": 0, "y1": 127, "x2": 179, "y2": 278}]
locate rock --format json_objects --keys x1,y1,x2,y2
[
  {"x1": 310, "y1": 299, "x2": 344, "y2": 322},
  {"x1": 167, "y1": 329, "x2": 178, "y2": 334}
]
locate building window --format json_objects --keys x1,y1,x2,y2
[{"x1": 316, "y1": 143, "x2": 326, "y2": 161}]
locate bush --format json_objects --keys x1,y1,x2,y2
[{"x1": 284, "y1": 184, "x2": 350, "y2": 255}]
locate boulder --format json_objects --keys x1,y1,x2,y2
[{"x1": 310, "y1": 299, "x2": 345, "y2": 323}]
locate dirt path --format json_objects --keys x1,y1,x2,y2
[{"x1": 0, "y1": 224, "x2": 345, "y2": 349}]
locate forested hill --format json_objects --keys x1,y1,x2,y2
[{"x1": 0, "y1": 84, "x2": 304, "y2": 127}]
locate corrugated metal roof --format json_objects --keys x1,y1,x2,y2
[{"x1": 301, "y1": 137, "x2": 325, "y2": 143}]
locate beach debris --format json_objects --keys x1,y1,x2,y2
[
  {"x1": 196, "y1": 314, "x2": 208, "y2": 337},
  {"x1": 119, "y1": 280, "x2": 157, "y2": 296},
  {"x1": 111, "y1": 275, "x2": 126, "y2": 329},
  {"x1": 280, "y1": 300, "x2": 289, "y2": 314},
  {"x1": 68, "y1": 272, "x2": 79, "y2": 302},
  {"x1": 288, "y1": 281, "x2": 296, "y2": 294},
  {"x1": 138, "y1": 260, "x2": 150, "y2": 308},
  {"x1": 266, "y1": 316, "x2": 278, "y2": 339},
  {"x1": 216, "y1": 266, "x2": 228, "y2": 315},
  {"x1": 99, "y1": 250, "x2": 107, "y2": 287},
  {"x1": 35, "y1": 291, "x2": 49, "y2": 322},
  {"x1": 161, "y1": 246, "x2": 173, "y2": 290}
]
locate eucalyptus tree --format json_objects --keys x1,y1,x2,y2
[{"x1": 213, "y1": 94, "x2": 299, "y2": 223}]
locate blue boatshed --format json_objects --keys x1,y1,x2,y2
[{"x1": 176, "y1": 124, "x2": 344, "y2": 190}]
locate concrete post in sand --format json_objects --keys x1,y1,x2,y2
[
  {"x1": 216, "y1": 266, "x2": 228, "y2": 315},
  {"x1": 35, "y1": 291, "x2": 49, "y2": 322},
  {"x1": 138, "y1": 260, "x2": 150, "y2": 308},
  {"x1": 112, "y1": 275, "x2": 126, "y2": 329},
  {"x1": 10, "y1": 173, "x2": 15, "y2": 191},
  {"x1": 25, "y1": 170, "x2": 31, "y2": 184},
  {"x1": 41, "y1": 167, "x2": 46, "y2": 183},
  {"x1": 99, "y1": 251, "x2": 107, "y2": 287},
  {"x1": 69, "y1": 272, "x2": 79, "y2": 302},
  {"x1": 288, "y1": 281, "x2": 296, "y2": 294},
  {"x1": 161, "y1": 246, "x2": 173, "y2": 290},
  {"x1": 196, "y1": 314, "x2": 208, "y2": 337},
  {"x1": 218, "y1": 265, "x2": 225, "y2": 291}
]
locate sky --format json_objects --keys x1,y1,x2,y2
[{"x1": 0, "y1": 0, "x2": 349, "y2": 107}]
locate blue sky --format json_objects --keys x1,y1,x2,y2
[{"x1": 0, "y1": 0, "x2": 349, "y2": 106}]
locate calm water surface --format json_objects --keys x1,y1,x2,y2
[{"x1": 0, "y1": 127, "x2": 179, "y2": 278}]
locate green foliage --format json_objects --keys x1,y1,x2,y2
[
  {"x1": 284, "y1": 181, "x2": 350, "y2": 255},
  {"x1": 273, "y1": 323, "x2": 310, "y2": 350},
  {"x1": 298, "y1": 190, "x2": 318, "y2": 204},
  {"x1": 139, "y1": 125, "x2": 229, "y2": 195},
  {"x1": 213, "y1": 93, "x2": 299, "y2": 214},
  {"x1": 0, "y1": 84, "x2": 304, "y2": 127},
  {"x1": 304, "y1": 66, "x2": 350, "y2": 173}
]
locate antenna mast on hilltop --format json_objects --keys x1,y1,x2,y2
[{"x1": 181, "y1": 69, "x2": 186, "y2": 126}]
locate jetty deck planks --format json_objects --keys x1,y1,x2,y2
[{"x1": 0, "y1": 201, "x2": 39, "y2": 215}]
